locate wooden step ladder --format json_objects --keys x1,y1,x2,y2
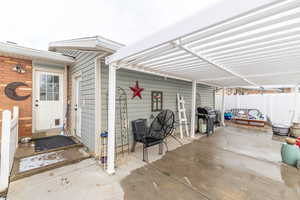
[{"x1": 177, "y1": 93, "x2": 189, "y2": 139}]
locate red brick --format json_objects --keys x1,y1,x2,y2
[{"x1": 0, "y1": 56, "x2": 32, "y2": 138}]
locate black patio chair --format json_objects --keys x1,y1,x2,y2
[{"x1": 131, "y1": 109, "x2": 175, "y2": 162}]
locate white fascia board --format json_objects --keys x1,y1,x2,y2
[
  {"x1": 120, "y1": 64, "x2": 222, "y2": 88},
  {"x1": 49, "y1": 36, "x2": 124, "y2": 53},
  {"x1": 96, "y1": 36, "x2": 124, "y2": 52},
  {"x1": 49, "y1": 37, "x2": 98, "y2": 51},
  {"x1": 107, "y1": 0, "x2": 280, "y2": 64},
  {"x1": 0, "y1": 42, "x2": 74, "y2": 64}
]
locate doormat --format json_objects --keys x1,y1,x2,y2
[
  {"x1": 19, "y1": 151, "x2": 66, "y2": 173},
  {"x1": 34, "y1": 135, "x2": 76, "y2": 152}
]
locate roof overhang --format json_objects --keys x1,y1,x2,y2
[
  {"x1": 49, "y1": 36, "x2": 124, "y2": 53},
  {"x1": 0, "y1": 42, "x2": 74, "y2": 64},
  {"x1": 107, "y1": 0, "x2": 300, "y2": 88}
]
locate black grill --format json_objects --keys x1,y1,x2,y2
[
  {"x1": 197, "y1": 107, "x2": 216, "y2": 118},
  {"x1": 197, "y1": 107, "x2": 221, "y2": 136}
]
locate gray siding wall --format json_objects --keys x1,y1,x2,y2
[
  {"x1": 100, "y1": 62, "x2": 215, "y2": 146},
  {"x1": 61, "y1": 50, "x2": 99, "y2": 151},
  {"x1": 56, "y1": 49, "x2": 215, "y2": 151}
]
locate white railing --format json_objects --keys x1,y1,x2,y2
[{"x1": 0, "y1": 106, "x2": 19, "y2": 193}]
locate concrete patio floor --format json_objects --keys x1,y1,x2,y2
[
  {"x1": 122, "y1": 127, "x2": 300, "y2": 200},
  {"x1": 7, "y1": 126, "x2": 300, "y2": 200},
  {"x1": 7, "y1": 131, "x2": 200, "y2": 200}
]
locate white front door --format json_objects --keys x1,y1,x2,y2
[
  {"x1": 35, "y1": 71, "x2": 64, "y2": 131},
  {"x1": 74, "y1": 76, "x2": 82, "y2": 137}
]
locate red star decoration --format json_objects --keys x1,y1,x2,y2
[{"x1": 130, "y1": 81, "x2": 144, "y2": 99}]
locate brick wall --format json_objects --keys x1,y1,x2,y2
[{"x1": 0, "y1": 56, "x2": 32, "y2": 138}]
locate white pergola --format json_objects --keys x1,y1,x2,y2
[{"x1": 105, "y1": 0, "x2": 300, "y2": 174}]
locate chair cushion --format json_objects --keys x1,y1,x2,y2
[
  {"x1": 132, "y1": 119, "x2": 148, "y2": 141},
  {"x1": 144, "y1": 137, "x2": 163, "y2": 147}
]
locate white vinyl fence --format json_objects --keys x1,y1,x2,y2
[
  {"x1": 215, "y1": 94, "x2": 299, "y2": 125},
  {"x1": 0, "y1": 107, "x2": 19, "y2": 193}
]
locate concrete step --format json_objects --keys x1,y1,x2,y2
[
  {"x1": 10, "y1": 146, "x2": 91, "y2": 182},
  {"x1": 15, "y1": 136, "x2": 83, "y2": 159}
]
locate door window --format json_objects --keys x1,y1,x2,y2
[{"x1": 40, "y1": 74, "x2": 59, "y2": 101}]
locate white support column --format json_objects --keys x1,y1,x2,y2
[
  {"x1": 107, "y1": 64, "x2": 117, "y2": 175},
  {"x1": 221, "y1": 87, "x2": 226, "y2": 126},
  {"x1": 190, "y1": 80, "x2": 197, "y2": 138},
  {"x1": 293, "y1": 85, "x2": 299, "y2": 123}
]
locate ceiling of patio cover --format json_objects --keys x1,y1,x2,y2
[{"x1": 107, "y1": 0, "x2": 300, "y2": 88}]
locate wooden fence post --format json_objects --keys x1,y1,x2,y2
[{"x1": 13, "y1": 106, "x2": 19, "y2": 148}]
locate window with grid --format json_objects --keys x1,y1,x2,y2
[
  {"x1": 40, "y1": 74, "x2": 59, "y2": 101},
  {"x1": 151, "y1": 91, "x2": 163, "y2": 112}
]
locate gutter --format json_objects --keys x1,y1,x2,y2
[{"x1": 0, "y1": 42, "x2": 74, "y2": 64}]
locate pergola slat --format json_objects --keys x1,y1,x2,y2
[{"x1": 105, "y1": 0, "x2": 300, "y2": 174}]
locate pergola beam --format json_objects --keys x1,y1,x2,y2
[
  {"x1": 211, "y1": 40, "x2": 300, "y2": 61},
  {"x1": 107, "y1": 0, "x2": 281, "y2": 64},
  {"x1": 119, "y1": 63, "x2": 222, "y2": 88},
  {"x1": 149, "y1": 60, "x2": 206, "y2": 70},
  {"x1": 201, "y1": 70, "x2": 300, "y2": 82},
  {"x1": 181, "y1": 0, "x2": 300, "y2": 46},
  {"x1": 188, "y1": 11, "x2": 300, "y2": 50},
  {"x1": 140, "y1": 52, "x2": 188, "y2": 65},
  {"x1": 202, "y1": 30, "x2": 300, "y2": 56},
  {"x1": 220, "y1": 51, "x2": 300, "y2": 65},
  {"x1": 204, "y1": 34, "x2": 300, "y2": 58},
  {"x1": 123, "y1": 48, "x2": 180, "y2": 66},
  {"x1": 173, "y1": 41, "x2": 259, "y2": 87},
  {"x1": 145, "y1": 56, "x2": 197, "y2": 68}
]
